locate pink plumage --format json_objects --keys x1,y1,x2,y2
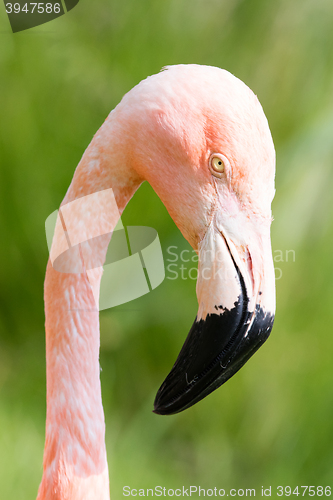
[{"x1": 38, "y1": 65, "x2": 275, "y2": 499}]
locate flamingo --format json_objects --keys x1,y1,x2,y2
[{"x1": 37, "y1": 64, "x2": 276, "y2": 500}]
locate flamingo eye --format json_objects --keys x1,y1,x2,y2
[{"x1": 209, "y1": 154, "x2": 227, "y2": 178}]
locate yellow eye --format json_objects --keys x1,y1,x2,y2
[
  {"x1": 211, "y1": 156, "x2": 225, "y2": 173},
  {"x1": 209, "y1": 153, "x2": 228, "y2": 178}
]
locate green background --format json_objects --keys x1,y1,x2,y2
[{"x1": 1, "y1": 0, "x2": 333, "y2": 498}]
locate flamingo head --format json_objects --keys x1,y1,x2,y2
[{"x1": 116, "y1": 65, "x2": 276, "y2": 414}]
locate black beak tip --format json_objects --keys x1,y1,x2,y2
[
  {"x1": 153, "y1": 305, "x2": 275, "y2": 416},
  {"x1": 153, "y1": 390, "x2": 189, "y2": 415},
  {"x1": 153, "y1": 398, "x2": 186, "y2": 416},
  {"x1": 152, "y1": 407, "x2": 165, "y2": 415}
]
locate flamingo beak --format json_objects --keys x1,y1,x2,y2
[{"x1": 154, "y1": 223, "x2": 275, "y2": 415}]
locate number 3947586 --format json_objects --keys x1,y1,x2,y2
[{"x1": 5, "y1": 3, "x2": 61, "y2": 14}]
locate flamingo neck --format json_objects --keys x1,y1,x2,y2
[{"x1": 38, "y1": 117, "x2": 142, "y2": 500}]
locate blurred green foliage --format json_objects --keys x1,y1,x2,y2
[{"x1": 1, "y1": 0, "x2": 333, "y2": 498}]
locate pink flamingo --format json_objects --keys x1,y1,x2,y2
[{"x1": 37, "y1": 65, "x2": 276, "y2": 499}]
